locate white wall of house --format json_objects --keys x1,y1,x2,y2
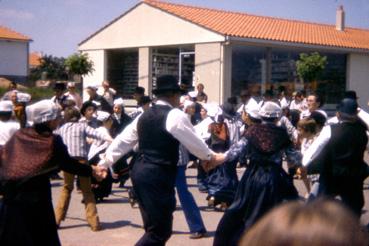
[
  {"x1": 138, "y1": 47, "x2": 152, "y2": 95},
  {"x1": 0, "y1": 40, "x2": 28, "y2": 77},
  {"x1": 79, "y1": 3, "x2": 224, "y2": 51},
  {"x1": 347, "y1": 53, "x2": 369, "y2": 112},
  {"x1": 195, "y1": 42, "x2": 230, "y2": 103},
  {"x1": 82, "y1": 50, "x2": 106, "y2": 100}
]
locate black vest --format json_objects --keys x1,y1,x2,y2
[
  {"x1": 327, "y1": 120, "x2": 368, "y2": 177},
  {"x1": 137, "y1": 104, "x2": 179, "y2": 166}
]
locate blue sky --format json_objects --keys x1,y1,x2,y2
[{"x1": 1, "y1": 0, "x2": 368, "y2": 57}]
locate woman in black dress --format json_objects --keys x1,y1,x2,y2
[
  {"x1": 0, "y1": 100, "x2": 104, "y2": 246},
  {"x1": 213, "y1": 102, "x2": 301, "y2": 246}
]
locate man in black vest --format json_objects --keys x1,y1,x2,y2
[
  {"x1": 303, "y1": 98, "x2": 368, "y2": 216},
  {"x1": 99, "y1": 75, "x2": 219, "y2": 245}
]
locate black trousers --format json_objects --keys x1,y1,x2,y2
[
  {"x1": 319, "y1": 176, "x2": 364, "y2": 217},
  {"x1": 131, "y1": 158, "x2": 177, "y2": 246}
]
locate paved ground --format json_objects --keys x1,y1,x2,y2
[{"x1": 53, "y1": 158, "x2": 369, "y2": 246}]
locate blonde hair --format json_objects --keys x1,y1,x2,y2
[{"x1": 240, "y1": 199, "x2": 368, "y2": 246}]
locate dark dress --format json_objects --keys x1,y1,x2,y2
[
  {"x1": 206, "y1": 122, "x2": 239, "y2": 206},
  {"x1": 0, "y1": 128, "x2": 92, "y2": 246},
  {"x1": 213, "y1": 123, "x2": 301, "y2": 246}
]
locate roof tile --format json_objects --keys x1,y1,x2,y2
[
  {"x1": 144, "y1": 0, "x2": 369, "y2": 51},
  {"x1": 0, "y1": 25, "x2": 31, "y2": 41}
]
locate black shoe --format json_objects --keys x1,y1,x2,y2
[{"x1": 190, "y1": 231, "x2": 207, "y2": 239}]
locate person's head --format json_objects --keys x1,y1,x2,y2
[
  {"x1": 113, "y1": 98, "x2": 124, "y2": 115},
  {"x1": 153, "y1": 75, "x2": 182, "y2": 108},
  {"x1": 343, "y1": 90, "x2": 358, "y2": 101},
  {"x1": 67, "y1": 81, "x2": 76, "y2": 92},
  {"x1": 81, "y1": 101, "x2": 97, "y2": 119},
  {"x1": 0, "y1": 100, "x2": 14, "y2": 122},
  {"x1": 183, "y1": 100, "x2": 196, "y2": 116},
  {"x1": 308, "y1": 111, "x2": 327, "y2": 131},
  {"x1": 86, "y1": 85, "x2": 98, "y2": 98},
  {"x1": 102, "y1": 80, "x2": 110, "y2": 90},
  {"x1": 307, "y1": 93, "x2": 324, "y2": 112},
  {"x1": 10, "y1": 90, "x2": 18, "y2": 104},
  {"x1": 96, "y1": 111, "x2": 113, "y2": 129},
  {"x1": 196, "y1": 83, "x2": 204, "y2": 93},
  {"x1": 26, "y1": 100, "x2": 61, "y2": 130},
  {"x1": 8, "y1": 81, "x2": 17, "y2": 91},
  {"x1": 242, "y1": 103, "x2": 261, "y2": 125},
  {"x1": 240, "y1": 89, "x2": 251, "y2": 104},
  {"x1": 293, "y1": 91, "x2": 303, "y2": 102},
  {"x1": 139, "y1": 96, "x2": 152, "y2": 112},
  {"x1": 200, "y1": 106, "x2": 208, "y2": 120},
  {"x1": 63, "y1": 106, "x2": 81, "y2": 123},
  {"x1": 297, "y1": 118, "x2": 318, "y2": 139},
  {"x1": 134, "y1": 86, "x2": 145, "y2": 102},
  {"x1": 240, "y1": 199, "x2": 368, "y2": 246},
  {"x1": 336, "y1": 98, "x2": 359, "y2": 121},
  {"x1": 259, "y1": 101, "x2": 281, "y2": 123},
  {"x1": 53, "y1": 82, "x2": 66, "y2": 97}
]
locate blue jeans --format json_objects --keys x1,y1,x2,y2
[{"x1": 175, "y1": 165, "x2": 206, "y2": 233}]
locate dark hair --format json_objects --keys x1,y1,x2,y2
[
  {"x1": 63, "y1": 107, "x2": 81, "y2": 122},
  {"x1": 80, "y1": 101, "x2": 97, "y2": 116},
  {"x1": 138, "y1": 96, "x2": 152, "y2": 106},
  {"x1": 308, "y1": 111, "x2": 327, "y2": 129},
  {"x1": 297, "y1": 118, "x2": 318, "y2": 135},
  {"x1": 240, "y1": 199, "x2": 368, "y2": 246},
  {"x1": 309, "y1": 93, "x2": 324, "y2": 108},
  {"x1": 134, "y1": 86, "x2": 145, "y2": 95}
]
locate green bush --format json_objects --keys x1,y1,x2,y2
[{"x1": 26, "y1": 87, "x2": 55, "y2": 102}]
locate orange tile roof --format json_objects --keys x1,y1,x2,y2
[
  {"x1": 144, "y1": 0, "x2": 369, "y2": 51},
  {"x1": 0, "y1": 25, "x2": 31, "y2": 41},
  {"x1": 29, "y1": 52, "x2": 42, "y2": 67}
]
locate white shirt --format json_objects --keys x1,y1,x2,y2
[
  {"x1": 99, "y1": 100, "x2": 213, "y2": 168},
  {"x1": 0, "y1": 120, "x2": 20, "y2": 145},
  {"x1": 194, "y1": 116, "x2": 213, "y2": 141},
  {"x1": 302, "y1": 125, "x2": 331, "y2": 166}
]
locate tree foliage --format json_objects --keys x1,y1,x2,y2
[
  {"x1": 296, "y1": 52, "x2": 327, "y2": 82},
  {"x1": 65, "y1": 53, "x2": 94, "y2": 78},
  {"x1": 29, "y1": 55, "x2": 68, "y2": 81}
]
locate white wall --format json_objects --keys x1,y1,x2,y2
[
  {"x1": 82, "y1": 50, "x2": 106, "y2": 100},
  {"x1": 347, "y1": 53, "x2": 369, "y2": 112},
  {"x1": 194, "y1": 42, "x2": 232, "y2": 104},
  {"x1": 138, "y1": 47, "x2": 152, "y2": 96},
  {"x1": 79, "y1": 3, "x2": 224, "y2": 51},
  {"x1": 0, "y1": 40, "x2": 28, "y2": 76}
]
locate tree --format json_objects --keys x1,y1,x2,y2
[
  {"x1": 64, "y1": 53, "x2": 94, "y2": 82},
  {"x1": 296, "y1": 52, "x2": 327, "y2": 83},
  {"x1": 29, "y1": 55, "x2": 68, "y2": 81}
]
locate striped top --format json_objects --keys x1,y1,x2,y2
[{"x1": 55, "y1": 122, "x2": 110, "y2": 159}]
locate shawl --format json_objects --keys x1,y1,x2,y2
[
  {"x1": 245, "y1": 123, "x2": 290, "y2": 154},
  {"x1": 0, "y1": 128, "x2": 57, "y2": 180}
]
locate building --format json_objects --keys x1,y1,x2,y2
[
  {"x1": 0, "y1": 25, "x2": 32, "y2": 83},
  {"x1": 79, "y1": 0, "x2": 369, "y2": 111},
  {"x1": 29, "y1": 52, "x2": 42, "y2": 69}
]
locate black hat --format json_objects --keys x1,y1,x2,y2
[
  {"x1": 139, "y1": 96, "x2": 152, "y2": 106},
  {"x1": 344, "y1": 90, "x2": 358, "y2": 100},
  {"x1": 153, "y1": 75, "x2": 183, "y2": 95},
  {"x1": 337, "y1": 98, "x2": 358, "y2": 115},
  {"x1": 221, "y1": 102, "x2": 236, "y2": 119},
  {"x1": 54, "y1": 82, "x2": 66, "y2": 91},
  {"x1": 81, "y1": 101, "x2": 97, "y2": 116}
]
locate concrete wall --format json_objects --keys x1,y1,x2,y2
[
  {"x1": 0, "y1": 40, "x2": 28, "y2": 77},
  {"x1": 79, "y1": 3, "x2": 224, "y2": 51},
  {"x1": 82, "y1": 50, "x2": 106, "y2": 100},
  {"x1": 195, "y1": 42, "x2": 231, "y2": 104},
  {"x1": 138, "y1": 47, "x2": 152, "y2": 96},
  {"x1": 347, "y1": 53, "x2": 369, "y2": 112}
]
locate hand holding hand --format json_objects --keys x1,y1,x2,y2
[
  {"x1": 296, "y1": 166, "x2": 307, "y2": 179},
  {"x1": 202, "y1": 153, "x2": 226, "y2": 172},
  {"x1": 92, "y1": 165, "x2": 108, "y2": 182}
]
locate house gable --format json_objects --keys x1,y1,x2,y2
[{"x1": 79, "y1": 3, "x2": 225, "y2": 51}]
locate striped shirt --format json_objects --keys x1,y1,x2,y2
[{"x1": 55, "y1": 122, "x2": 110, "y2": 159}]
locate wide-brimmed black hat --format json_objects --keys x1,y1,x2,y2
[
  {"x1": 153, "y1": 75, "x2": 184, "y2": 95},
  {"x1": 344, "y1": 90, "x2": 358, "y2": 100},
  {"x1": 336, "y1": 98, "x2": 358, "y2": 115}
]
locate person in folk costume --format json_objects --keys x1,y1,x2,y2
[
  {"x1": 300, "y1": 98, "x2": 368, "y2": 217},
  {"x1": 0, "y1": 100, "x2": 106, "y2": 246},
  {"x1": 10, "y1": 90, "x2": 28, "y2": 128},
  {"x1": 86, "y1": 85, "x2": 113, "y2": 114},
  {"x1": 206, "y1": 103, "x2": 240, "y2": 210},
  {"x1": 174, "y1": 102, "x2": 207, "y2": 239},
  {"x1": 51, "y1": 82, "x2": 71, "y2": 110},
  {"x1": 65, "y1": 81, "x2": 82, "y2": 109},
  {"x1": 53, "y1": 107, "x2": 112, "y2": 231},
  {"x1": 212, "y1": 102, "x2": 301, "y2": 246},
  {"x1": 98, "y1": 75, "x2": 221, "y2": 245},
  {"x1": 88, "y1": 111, "x2": 115, "y2": 202}
]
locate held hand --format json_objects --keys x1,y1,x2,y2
[
  {"x1": 296, "y1": 166, "x2": 307, "y2": 179},
  {"x1": 202, "y1": 153, "x2": 226, "y2": 172},
  {"x1": 92, "y1": 165, "x2": 108, "y2": 182}
]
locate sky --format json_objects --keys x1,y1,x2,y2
[{"x1": 1, "y1": 0, "x2": 369, "y2": 57}]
